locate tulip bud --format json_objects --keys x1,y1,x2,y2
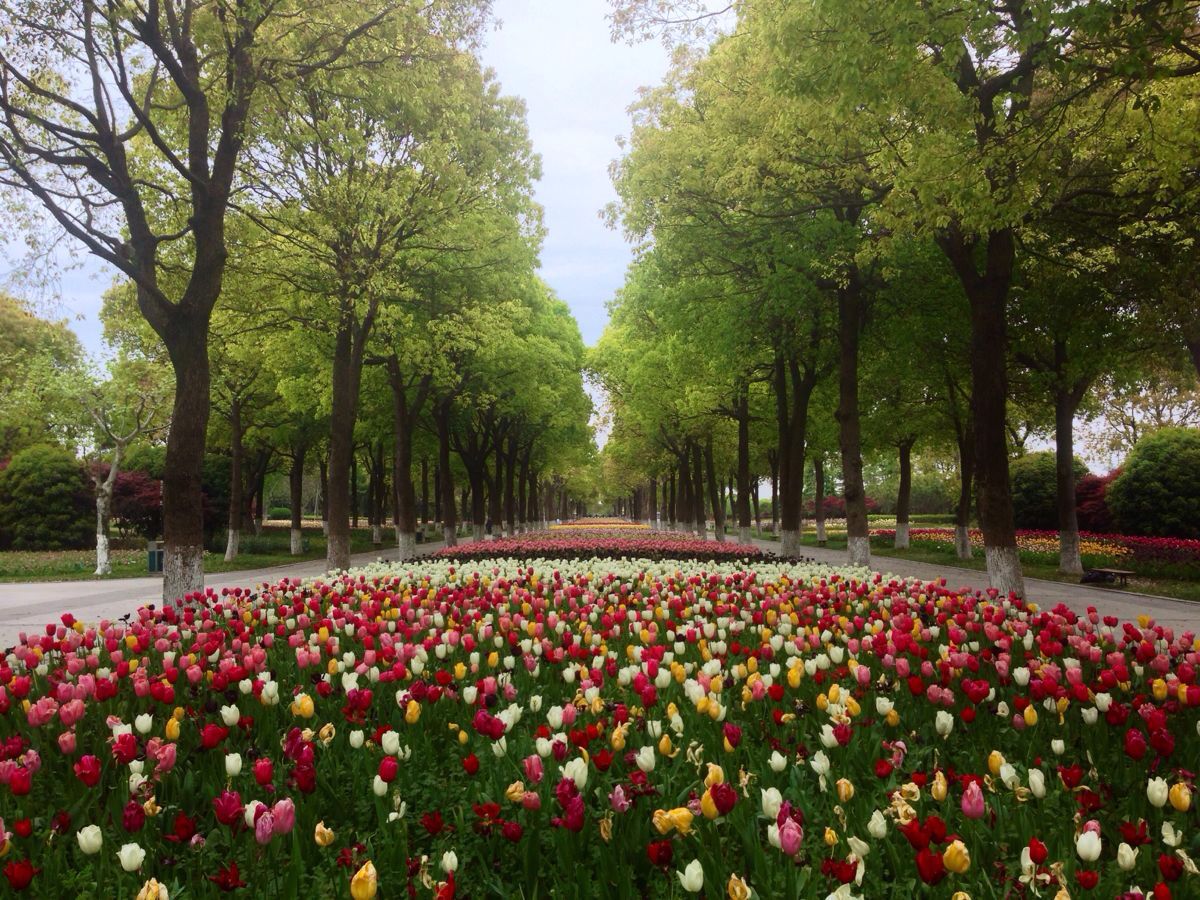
[
  {"x1": 349, "y1": 730, "x2": 364, "y2": 749},
  {"x1": 1147, "y1": 777, "x2": 1169, "y2": 808},
  {"x1": 224, "y1": 753, "x2": 242, "y2": 778},
  {"x1": 76, "y1": 824, "x2": 103, "y2": 855},
  {"x1": 935, "y1": 711, "x2": 954, "y2": 737},
  {"x1": 441, "y1": 851, "x2": 458, "y2": 874},
  {"x1": 1028, "y1": 769, "x2": 1046, "y2": 799},
  {"x1": 1075, "y1": 831, "x2": 1101, "y2": 862},
  {"x1": 1117, "y1": 842, "x2": 1138, "y2": 871}
]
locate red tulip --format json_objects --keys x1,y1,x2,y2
[
  {"x1": 647, "y1": 839, "x2": 673, "y2": 867},
  {"x1": 213, "y1": 789, "x2": 243, "y2": 827},
  {"x1": 378, "y1": 756, "x2": 399, "y2": 783},
  {"x1": 200, "y1": 724, "x2": 230, "y2": 749},
  {"x1": 915, "y1": 847, "x2": 946, "y2": 885},
  {"x1": 2, "y1": 859, "x2": 38, "y2": 891},
  {"x1": 111, "y1": 732, "x2": 138, "y2": 765},
  {"x1": 208, "y1": 861, "x2": 247, "y2": 892},
  {"x1": 1028, "y1": 837, "x2": 1048, "y2": 864},
  {"x1": 253, "y1": 757, "x2": 274, "y2": 786},
  {"x1": 461, "y1": 754, "x2": 479, "y2": 775}
]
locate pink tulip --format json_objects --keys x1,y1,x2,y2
[
  {"x1": 272, "y1": 798, "x2": 295, "y2": 835},
  {"x1": 254, "y1": 810, "x2": 275, "y2": 845},
  {"x1": 962, "y1": 781, "x2": 985, "y2": 819},
  {"x1": 57, "y1": 731, "x2": 76, "y2": 754},
  {"x1": 522, "y1": 755, "x2": 544, "y2": 784},
  {"x1": 779, "y1": 818, "x2": 803, "y2": 856}
]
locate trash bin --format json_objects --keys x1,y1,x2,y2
[{"x1": 147, "y1": 541, "x2": 165, "y2": 573}]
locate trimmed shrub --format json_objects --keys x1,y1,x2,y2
[
  {"x1": 0, "y1": 445, "x2": 93, "y2": 550},
  {"x1": 269, "y1": 506, "x2": 291, "y2": 519},
  {"x1": 1108, "y1": 428, "x2": 1200, "y2": 539},
  {"x1": 1010, "y1": 452, "x2": 1088, "y2": 530},
  {"x1": 112, "y1": 469, "x2": 163, "y2": 540}
]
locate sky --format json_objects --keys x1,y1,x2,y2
[
  {"x1": 1, "y1": 0, "x2": 668, "y2": 356},
  {"x1": 481, "y1": 0, "x2": 671, "y2": 345}
]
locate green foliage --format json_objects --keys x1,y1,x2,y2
[
  {"x1": 1108, "y1": 429, "x2": 1200, "y2": 538},
  {"x1": 1010, "y1": 452, "x2": 1088, "y2": 530},
  {"x1": 0, "y1": 445, "x2": 93, "y2": 550}
]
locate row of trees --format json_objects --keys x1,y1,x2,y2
[
  {"x1": 594, "y1": 0, "x2": 1200, "y2": 596},
  {"x1": 0, "y1": 2, "x2": 592, "y2": 592}
]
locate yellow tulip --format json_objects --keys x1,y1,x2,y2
[
  {"x1": 931, "y1": 771, "x2": 948, "y2": 803},
  {"x1": 1023, "y1": 705, "x2": 1038, "y2": 727},
  {"x1": 652, "y1": 809, "x2": 673, "y2": 835},
  {"x1": 824, "y1": 827, "x2": 839, "y2": 847},
  {"x1": 1169, "y1": 782, "x2": 1192, "y2": 812},
  {"x1": 836, "y1": 778, "x2": 855, "y2": 803},
  {"x1": 506, "y1": 781, "x2": 526, "y2": 803},
  {"x1": 727, "y1": 873, "x2": 751, "y2": 900},
  {"x1": 1152, "y1": 678, "x2": 1168, "y2": 702},
  {"x1": 943, "y1": 839, "x2": 971, "y2": 874},
  {"x1": 787, "y1": 666, "x2": 802, "y2": 689},
  {"x1": 705, "y1": 763, "x2": 725, "y2": 788},
  {"x1": 135, "y1": 878, "x2": 168, "y2": 900},
  {"x1": 164, "y1": 718, "x2": 181, "y2": 741},
  {"x1": 349, "y1": 860, "x2": 378, "y2": 899},
  {"x1": 885, "y1": 709, "x2": 900, "y2": 727},
  {"x1": 291, "y1": 693, "x2": 315, "y2": 719},
  {"x1": 658, "y1": 734, "x2": 673, "y2": 756},
  {"x1": 314, "y1": 821, "x2": 335, "y2": 847},
  {"x1": 700, "y1": 790, "x2": 719, "y2": 820},
  {"x1": 987, "y1": 751, "x2": 1005, "y2": 777},
  {"x1": 667, "y1": 807, "x2": 694, "y2": 835},
  {"x1": 405, "y1": 700, "x2": 421, "y2": 725}
]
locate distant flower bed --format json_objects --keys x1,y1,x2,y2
[
  {"x1": 1, "y1": 557, "x2": 1198, "y2": 897},
  {"x1": 549, "y1": 521, "x2": 651, "y2": 531},
  {"x1": 870, "y1": 528, "x2": 1200, "y2": 574},
  {"x1": 436, "y1": 530, "x2": 761, "y2": 562}
]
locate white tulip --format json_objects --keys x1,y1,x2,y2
[
  {"x1": 220, "y1": 705, "x2": 240, "y2": 727},
  {"x1": 867, "y1": 810, "x2": 888, "y2": 839},
  {"x1": 349, "y1": 730, "x2": 364, "y2": 749},
  {"x1": 244, "y1": 801, "x2": 265, "y2": 829},
  {"x1": 677, "y1": 859, "x2": 704, "y2": 893},
  {"x1": 116, "y1": 842, "x2": 146, "y2": 872},
  {"x1": 769, "y1": 751, "x2": 787, "y2": 772},
  {"x1": 935, "y1": 711, "x2": 954, "y2": 737},
  {"x1": 875, "y1": 697, "x2": 893, "y2": 716},
  {"x1": 1080, "y1": 707, "x2": 1098, "y2": 725},
  {"x1": 528, "y1": 694, "x2": 542, "y2": 713},
  {"x1": 1075, "y1": 831, "x2": 1101, "y2": 862},
  {"x1": 381, "y1": 731, "x2": 400, "y2": 756},
  {"x1": 1163, "y1": 822, "x2": 1182, "y2": 847},
  {"x1": 563, "y1": 757, "x2": 587, "y2": 790},
  {"x1": 810, "y1": 750, "x2": 830, "y2": 776},
  {"x1": 635, "y1": 746, "x2": 656, "y2": 773},
  {"x1": 373, "y1": 775, "x2": 388, "y2": 797},
  {"x1": 1148, "y1": 777, "x2": 1169, "y2": 808},
  {"x1": 847, "y1": 835, "x2": 870, "y2": 858},
  {"x1": 462, "y1": 686, "x2": 478, "y2": 705},
  {"x1": 76, "y1": 825, "x2": 103, "y2": 855},
  {"x1": 441, "y1": 851, "x2": 458, "y2": 874},
  {"x1": 134, "y1": 714, "x2": 153, "y2": 735},
  {"x1": 767, "y1": 823, "x2": 781, "y2": 849},
  {"x1": 547, "y1": 706, "x2": 564, "y2": 730},
  {"x1": 1028, "y1": 769, "x2": 1046, "y2": 799},
  {"x1": 224, "y1": 753, "x2": 242, "y2": 777},
  {"x1": 1117, "y1": 842, "x2": 1138, "y2": 871},
  {"x1": 761, "y1": 787, "x2": 782, "y2": 820},
  {"x1": 1051, "y1": 739, "x2": 1065, "y2": 756}
]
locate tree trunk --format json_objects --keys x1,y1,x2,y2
[
  {"x1": 895, "y1": 438, "x2": 915, "y2": 550},
  {"x1": 420, "y1": 457, "x2": 430, "y2": 527},
  {"x1": 93, "y1": 447, "x2": 122, "y2": 577},
  {"x1": 224, "y1": 395, "x2": 243, "y2": 563},
  {"x1": 326, "y1": 322, "x2": 363, "y2": 572},
  {"x1": 161, "y1": 331, "x2": 211, "y2": 601},
  {"x1": 690, "y1": 440, "x2": 706, "y2": 535},
  {"x1": 388, "y1": 362, "x2": 418, "y2": 559},
  {"x1": 319, "y1": 455, "x2": 329, "y2": 536},
  {"x1": 736, "y1": 387, "x2": 752, "y2": 543},
  {"x1": 775, "y1": 351, "x2": 812, "y2": 557},
  {"x1": 517, "y1": 446, "x2": 530, "y2": 533},
  {"x1": 504, "y1": 433, "x2": 517, "y2": 535},
  {"x1": 436, "y1": 401, "x2": 457, "y2": 547},
  {"x1": 1055, "y1": 369, "x2": 1088, "y2": 576},
  {"x1": 954, "y1": 422, "x2": 975, "y2": 560},
  {"x1": 253, "y1": 466, "x2": 266, "y2": 536},
  {"x1": 289, "y1": 443, "x2": 307, "y2": 556},
  {"x1": 814, "y1": 456, "x2": 827, "y2": 545},
  {"x1": 350, "y1": 452, "x2": 360, "y2": 530},
  {"x1": 370, "y1": 442, "x2": 384, "y2": 548},
  {"x1": 705, "y1": 436, "x2": 725, "y2": 542},
  {"x1": 472, "y1": 460, "x2": 489, "y2": 542},
  {"x1": 837, "y1": 282, "x2": 870, "y2": 567},
  {"x1": 940, "y1": 226, "x2": 1024, "y2": 596},
  {"x1": 648, "y1": 475, "x2": 658, "y2": 528},
  {"x1": 667, "y1": 470, "x2": 677, "y2": 530},
  {"x1": 752, "y1": 478, "x2": 761, "y2": 532},
  {"x1": 768, "y1": 450, "x2": 779, "y2": 535}
]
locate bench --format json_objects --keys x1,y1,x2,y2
[{"x1": 1082, "y1": 567, "x2": 1135, "y2": 587}]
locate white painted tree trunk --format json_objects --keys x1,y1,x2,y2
[
  {"x1": 1059, "y1": 529, "x2": 1083, "y2": 575},
  {"x1": 472, "y1": 524, "x2": 485, "y2": 542},
  {"x1": 955, "y1": 525, "x2": 972, "y2": 559},
  {"x1": 738, "y1": 526, "x2": 752, "y2": 545},
  {"x1": 290, "y1": 528, "x2": 303, "y2": 555},
  {"x1": 224, "y1": 528, "x2": 239, "y2": 562},
  {"x1": 986, "y1": 545, "x2": 1025, "y2": 598},
  {"x1": 894, "y1": 522, "x2": 910, "y2": 549},
  {"x1": 443, "y1": 524, "x2": 458, "y2": 547},
  {"x1": 371, "y1": 524, "x2": 383, "y2": 545},
  {"x1": 846, "y1": 535, "x2": 871, "y2": 567},
  {"x1": 397, "y1": 531, "x2": 417, "y2": 560},
  {"x1": 163, "y1": 546, "x2": 205, "y2": 603},
  {"x1": 321, "y1": 520, "x2": 329, "y2": 536},
  {"x1": 780, "y1": 529, "x2": 802, "y2": 557},
  {"x1": 326, "y1": 533, "x2": 351, "y2": 572},
  {"x1": 815, "y1": 521, "x2": 827, "y2": 543},
  {"x1": 253, "y1": 517, "x2": 263, "y2": 536},
  {"x1": 94, "y1": 532, "x2": 111, "y2": 576}
]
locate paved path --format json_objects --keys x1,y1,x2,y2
[
  {"x1": 750, "y1": 538, "x2": 1200, "y2": 633},
  {"x1": 3, "y1": 534, "x2": 1196, "y2": 649},
  {"x1": 0, "y1": 541, "x2": 461, "y2": 649}
]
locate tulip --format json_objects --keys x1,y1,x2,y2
[
  {"x1": 836, "y1": 778, "x2": 854, "y2": 803},
  {"x1": 931, "y1": 771, "x2": 948, "y2": 802},
  {"x1": 635, "y1": 746, "x2": 656, "y2": 773},
  {"x1": 350, "y1": 861, "x2": 378, "y2": 900},
  {"x1": 779, "y1": 819, "x2": 802, "y2": 856},
  {"x1": 349, "y1": 730, "x2": 364, "y2": 749},
  {"x1": 677, "y1": 859, "x2": 704, "y2": 893},
  {"x1": 1147, "y1": 777, "x2": 1169, "y2": 808},
  {"x1": 961, "y1": 781, "x2": 985, "y2": 820},
  {"x1": 1169, "y1": 782, "x2": 1192, "y2": 812},
  {"x1": 76, "y1": 824, "x2": 103, "y2": 855},
  {"x1": 1028, "y1": 769, "x2": 1046, "y2": 799},
  {"x1": 768, "y1": 751, "x2": 787, "y2": 772},
  {"x1": 935, "y1": 711, "x2": 953, "y2": 737},
  {"x1": 381, "y1": 731, "x2": 400, "y2": 756},
  {"x1": 219, "y1": 705, "x2": 240, "y2": 727},
  {"x1": 727, "y1": 873, "x2": 751, "y2": 900},
  {"x1": 136, "y1": 878, "x2": 169, "y2": 900},
  {"x1": 441, "y1": 851, "x2": 458, "y2": 874},
  {"x1": 116, "y1": 842, "x2": 146, "y2": 872},
  {"x1": 1117, "y1": 842, "x2": 1138, "y2": 871},
  {"x1": 1075, "y1": 831, "x2": 1101, "y2": 862},
  {"x1": 224, "y1": 753, "x2": 242, "y2": 778},
  {"x1": 867, "y1": 810, "x2": 888, "y2": 839},
  {"x1": 943, "y1": 840, "x2": 970, "y2": 874},
  {"x1": 761, "y1": 788, "x2": 782, "y2": 820},
  {"x1": 314, "y1": 821, "x2": 335, "y2": 847},
  {"x1": 134, "y1": 714, "x2": 152, "y2": 735}
]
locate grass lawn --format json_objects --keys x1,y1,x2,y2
[
  {"x1": 0, "y1": 525, "x2": 427, "y2": 583},
  {"x1": 749, "y1": 529, "x2": 1200, "y2": 604}
]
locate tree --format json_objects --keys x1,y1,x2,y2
[{"x1": 0, "y1": 0, "x2": 402, "y2": 598}]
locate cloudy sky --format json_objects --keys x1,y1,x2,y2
[{"x1": 5, "y1": 0, "x2": 669, "y2": 355}]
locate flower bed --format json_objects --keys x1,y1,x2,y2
[
  {"x1": 435, "y1": 529, "x2": 763, "y2": 562},
  {"x1": 1, "y1": 557, "x2": 1199, "y2": 897},
  {"x1": 871, "y1": 528, "x2": 1200, "y2": 578}
]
